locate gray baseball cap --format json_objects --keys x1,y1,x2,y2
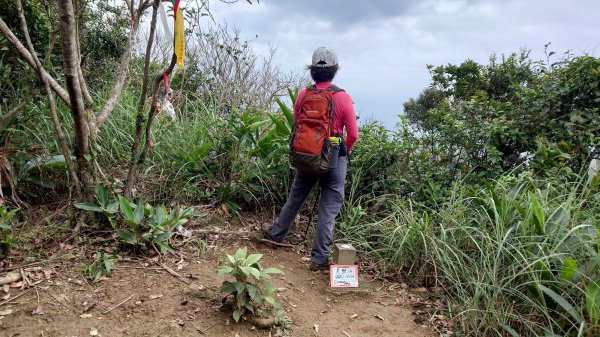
[{"x1": 311, "y1": 47, "x2": 338, "y2": 67}]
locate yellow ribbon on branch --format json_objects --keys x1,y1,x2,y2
[{"x1": 171, "y1": 0, "x2": 184, "y2": 68}]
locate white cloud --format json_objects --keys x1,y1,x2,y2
[{"x1": 202, "y1": 0, "x2": 600, "y2": 127}]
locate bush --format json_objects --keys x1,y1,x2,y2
[
  {"x1": 76, "y1": 185, "x2": 198, "y2": 252},
  {"x1": 339, "y1": 170, "x2": 600, "y2": 336},
  {"x1": 218, "y1": 247, "x2": 283, "y2": 322}
]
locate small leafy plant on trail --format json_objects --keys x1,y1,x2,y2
[
  {"x1": 218, "y1": 247, "x2": 284, "y2": 325},
  {"x1": 0, "y1": 207, "x2": 19, "y2": 258},
  {"x1": 193, "y1": 237, "x2": 214, "y2": 258},
  {"x1": 76, "y1": 184, "x2": 199, "y2": 252},
  {"x1": 81, "y1": 252, "x2": 116, "y2": 283},
  {"x1": 275, "y1": 315, "x2": 294, "y2": 336}
]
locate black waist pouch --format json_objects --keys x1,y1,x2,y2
[{"x1": 339, "y1": 141, "x2": 347, "y2": 157}]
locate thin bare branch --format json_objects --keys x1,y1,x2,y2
[
  {"x1": 78, "y1": 62, "x2": 94, "y2": 106},
  {"x1": 140, "y1": 0, "x2": 154, "y2": 12},
  {"x1": 0, "y1": 101, "x2": 27, "y2": 130},
  {"x1": 95, "y1": 10, "x2": 142, "y2": 130},
  {"x1": 124, "y1": 0, "x2": 160, "y2": 198},
  {"x1": 38, "y1": 0, "x2": 58, "y2": 65},
  {"x1": 72, "y1": 0, "x2": 93, "y2": 107},
  {"x1": 16, "y1": 0, "x2": 82, "y2": 195},
  {"x1": 141, "y1": 54, "x2": 177, "y2": 161},
  {"x1": 125, "y1": 0, "x2": 133, "y2": 15},
  {"x1": 0, "y1": 17, "x2": 71, "y2": 107},
  {"x1": 42, "y1": 28, "x2": 58, "y2": 65},
  {"x1": 125, "y1": 54, "x2": 176, "y2": 198}
]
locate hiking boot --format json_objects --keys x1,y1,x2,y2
[{"x1": 309, "y1": 262, "x2": 330, "y2": 272}]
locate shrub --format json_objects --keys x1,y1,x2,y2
[
  {"x1": 339, "y1": 169, "x2": 600, "y2": 336},
  {"x1": 76, "y1": 185, "x2": 198, "y2": 252},
  {"x1": 115, "y1": 197, "x2": 197, "y2": 252},
  {"x1": 218, "y1": 247, "x2": 283, "y2": 322}
]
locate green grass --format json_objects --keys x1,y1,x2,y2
[
  {"x1": 338, "y1": 172, "x2": 600, "y2": 336},
  {"x1": 10, "y1": 85, "x2": 293, "y2": 208}
]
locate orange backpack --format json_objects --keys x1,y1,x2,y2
[{"x1": 290, "y1": 85, "x2": 344, "y2": 173}]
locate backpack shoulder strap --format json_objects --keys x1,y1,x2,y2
[
  {"x1": 324, "y1": 86, "x2": 344, "y2": 136},
  {"x1": 328, "y1": 85, "x2": 344, "y2": 93}
]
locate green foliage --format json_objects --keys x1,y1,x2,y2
[
  {"x1": 75, "y1": 184, "x2": 119, "y2": 226},
  {"x1": 275, "y1": 315, "x2": 294, "y2": 336},
  {"x1": 348, "y1": 121, "x2": 406, "y2": 199},
  {"x1": 586, "y1": 280, "x2": 600, "y2": 329},
  {"x1": 11, "y1": 154, "x2": 73, "y2": 194},
  {"x1": 218, "y1": 247, "x2": 283, "y2": 322},
  {"x1": 81, "y1": 252, "x2": 116, "y2": 283},
  {"x1": 115, "y1": 197, "x2": 197, "y2": 252},
  {"x1": 340, "y1": 171, "x2": 600, "y2": 336},
  {"x1": 0, "y1": 207, "x2": 19, "y2": 257},
  {"x1": 404, "y1": 51, "x2": 600, "y2": 184},
  {"x1": 0, "y1": 0, "x2": 51, "y2": 106},
  {"x1": 76, "y1": 185, "x2": 199, "y2": 252}
]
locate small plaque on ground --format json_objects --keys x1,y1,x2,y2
[{"x1": 330, "y1": 265, "x2": 359, "y2": 288}]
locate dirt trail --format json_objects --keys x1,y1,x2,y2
[{"x1": 0, "y1": 237, "x2": 433, "y2": 337}]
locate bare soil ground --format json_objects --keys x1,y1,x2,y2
[{"x1": 0, "y1": 216, "x2": 437, "y2": 337}]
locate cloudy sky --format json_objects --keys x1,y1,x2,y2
[{"x1": 203, "y1": 0, "x2": 599, "y2": 128}]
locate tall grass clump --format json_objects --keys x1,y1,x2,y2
[
  {"x1": 96, "y1": 93, "x2": 294, "y2": 208},
  {"x1": 339, "y1": 170, "x2": 600, "y2": 336},
  {"x1": 8, "y1": 83, "x2": 294, "y2": 208}
]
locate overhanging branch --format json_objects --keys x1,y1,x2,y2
[
  {"x1": 95, "y1": 10, "x2": 141, "y2": 130},
  {"x1": 0, "y1": 17, "x2": 71, "y2": 108}
]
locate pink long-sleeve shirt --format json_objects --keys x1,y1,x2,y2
[{"x1": 294, "y1": 82, "x2": 359, "y2": 152}]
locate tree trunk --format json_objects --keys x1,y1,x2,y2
[
  {"x1": 57, "y1": 0, "x2": 94, "y2": 199},
  {"x1": 16, "y1": 0, "x2": 82, "y2": 197}
]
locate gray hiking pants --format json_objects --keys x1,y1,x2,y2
[{"x1": 269, "y1": 157, "x2": 347, "y2": 265}]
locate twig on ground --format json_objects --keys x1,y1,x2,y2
[
  {"x1": 118, "y1": 265, "x2": 163, "y2": 271},
  {"x1": 20, "y1": 269, "x2": 32, "y2": 289},
  {"x1": 256, "y1": 238, "x2": 295, "y2": 248},
  {"x1": 42, "y1": 288, "x2": 72, "y2": 311},
  {"x1": 3, "y1": 254, "x2": 68, "y2": 272},
  {"x1": 102, "y1": 294, "x2": 134, "y2": 314},
  {"x1": 155, "y1": 261, "x2": 190, "y2": 285},
  {"x1": 0, "y1": 288, "x2": 34, "y2": 307},
  {"x1": 194, "y1": 229, "x2": 251, "y2": 235},
  {"x1": 342, "y1": 331, "x2": 352, "y2": 337},
  {"x1": 197, "y1": 323, "x2": 219, "y2": 335}
]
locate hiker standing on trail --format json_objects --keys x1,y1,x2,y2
[{"x1": 260, "y1": 47, "x2": 359, "y2": 271}]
